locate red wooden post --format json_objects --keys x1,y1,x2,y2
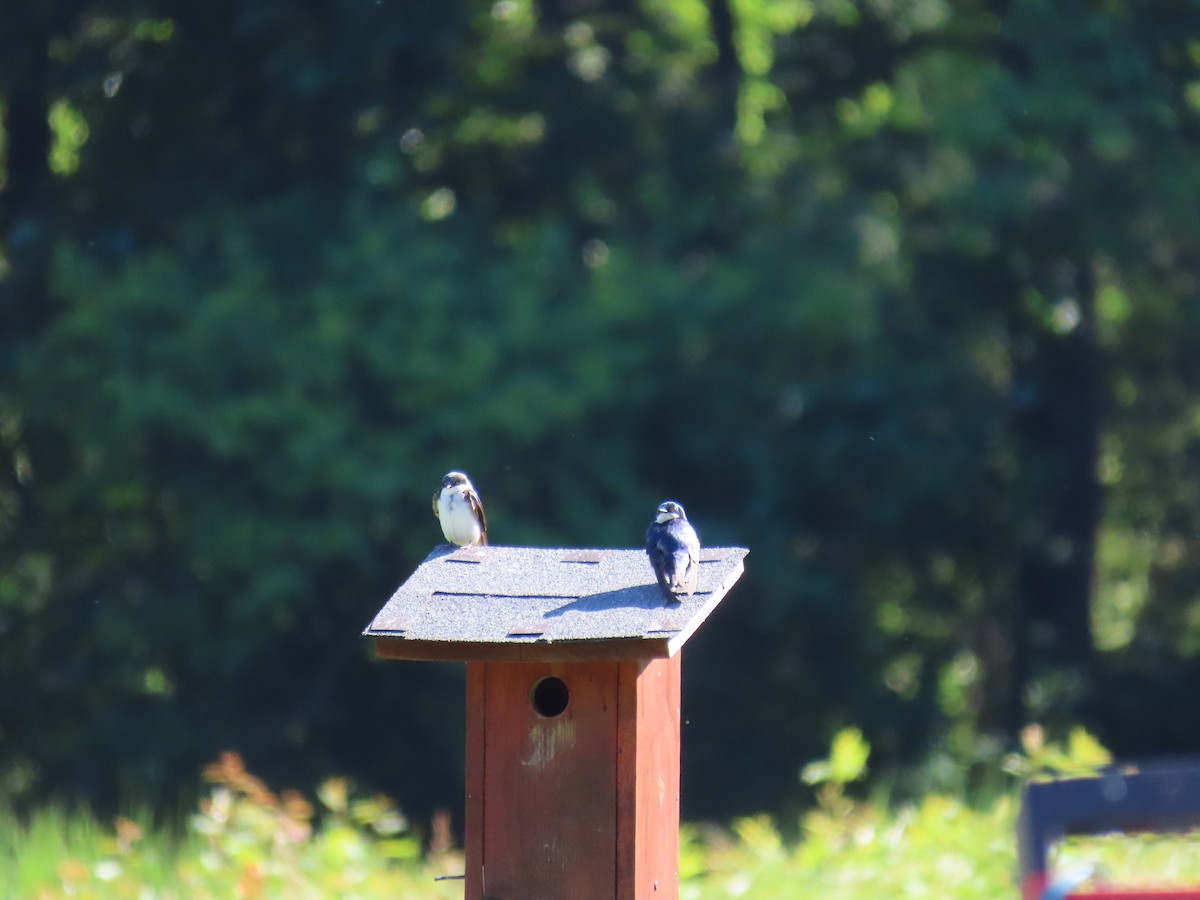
[
  {"x1": 616, "y1": 654, "x2": 682, "y2": 899},
  {"x1": 463, "y1": 655, "x2": 683, "y2": 900},
  {"x1": 365, "y1": 545, "x2": 746, "y2": 900},
  {"x1": 464, "y1": 661, "x2": 487, "y2": 900},
  {"x1": 467, "y1": 660, "x2": 621, "y2": 899}
]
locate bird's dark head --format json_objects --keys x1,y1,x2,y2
[
  {"x1": 442, "y1": 471, "x2": 470, "y2": 489},
  {"x1": 655, "y1": 500, "x2": 686, "y2": 524}
]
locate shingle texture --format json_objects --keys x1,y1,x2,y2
[{"x1": 364, "y1": 544, "x2": 747, "y2": 658}]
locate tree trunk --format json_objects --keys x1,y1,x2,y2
[
  {"x1": 706, "y1": 0, "x2": 740, "y2": 130},
  {"x1": 1017, "y1": 260, "x2": 1102, "y2": 723},
  {"x1": 0, "y1": 8, "x2": 54, "y2": 348}
]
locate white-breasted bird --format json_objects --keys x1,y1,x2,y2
[
  {"x1": 645, "y1": 500, "x2": 700, "y2": 602},
  {"x1": 433, "y1": 471, "x2": 488, "y2": 547}
]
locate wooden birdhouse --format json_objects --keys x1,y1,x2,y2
[{"x1": 363, "y1": 543, "x2": 748, "y2": 900}]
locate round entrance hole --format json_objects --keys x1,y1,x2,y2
[{"x1": 530, "y1": 676, "x2": 570, "y2": 718}]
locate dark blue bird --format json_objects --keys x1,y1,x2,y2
[{"x1": 645, "y1": 500, "x2": 700, "y2": 603}]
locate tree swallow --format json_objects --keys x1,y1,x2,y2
[
  {"x1": 433, "y1": 471, "x2": 488, "y2": 547},
  {"x1": 645, "y1": 500, "x2": 700, "y2": 602}
]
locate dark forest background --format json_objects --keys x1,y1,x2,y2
[{"x1": 3, "y1": 0, "x2": 1200, "y2": 828}]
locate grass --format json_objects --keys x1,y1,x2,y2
[
  {"x1": 5, "y1": 733, "x2": 1200, "y2": 899},
  {"x1": 0, "y1": 754, "x2": 461, "y2": 900},
  {"x1": 1051, "y1": 832, "x2": 1200, "y2": 891},
  {"x1": 681, "y1": 795, "x2": 1017, "y2": 899},
  {"x1": 3, "y1": 788, "x2": 1020, "y2": 900}
]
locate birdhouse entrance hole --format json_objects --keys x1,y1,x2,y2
[{"x1": 531, "y1": 675, "x2": 570, "y2": 717}]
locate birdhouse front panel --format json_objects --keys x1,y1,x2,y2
[
  {"x1": 464, "y1": 654, "x2": 683, "y2": 900},
  {"x1": 468, "y1": 660, "x2": 620, "y2": 900}
]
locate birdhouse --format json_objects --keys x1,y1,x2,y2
[{"x1": 363, "y1": 543, "x2": 748, "y2": 900}]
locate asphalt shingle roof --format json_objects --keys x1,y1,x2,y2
[{"x1": 364, "y1": 544, "x2": 748, "y2": 661}]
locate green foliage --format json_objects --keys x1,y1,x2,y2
[
  {"x1": 11, "y1": 787, "x2": 1200, "y2": 900},
  {"x1": 3, "y1": 0, "x2": 1200, "y2": 824},
  {"x1": 799, "y1": 726, "x2": 872, "y2": 824},
  {"x1": 0, "y1": 754, "x2": 456, "y2": 900},
  {"x1": 801, "y1": 727, "x2": 870, "y2": 788},
  {"x1": 1051, "y1": 831, "x2": 1200, "y2": 893},
  {"x1": 682, "y1": 795, "x2": 1018, "y2": 900},
  {"x1": 1, "y1": 792, "x2": 1007, "y2": 899},
  {"x1": 1002, "y1": 724, "x2": 1113, "y2": 781},
  {"x1": 46, "y1": 100, "x2": 88, "y2": 176},
  {"x1": 8, "y1": 734, "x2": 1200, "y2": 899}
]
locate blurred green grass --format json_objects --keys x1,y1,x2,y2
[
  {"x1": 2, "y1": 790, "x2": 1018, "y2": 900},
  {"x1": 0, "y1": 753, "x2": 456, "y2": 900},
  {"x1": 5, "y1": 739, "x2": 1200, "y2": 900}
]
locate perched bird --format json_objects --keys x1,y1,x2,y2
[
  {"x1": 645, "y1": 500, "x2": 700, "y2": 602},
  {"x1": 433, "y1": 471, "x2": 488, "y2": 547}
]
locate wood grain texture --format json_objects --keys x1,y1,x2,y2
[
  {"x1": 373, "y1": 636, "x2": 674, "y2": 663},
  {"x1": 616, "y1": 655, "x2": 682, "y2": 900},
  {"x1": 480, "y1": 661, "x2": 620, "y2": 899},
  {"x1": 461, "y1": 656, "x2": 683, "y2": 899},
  {"x1": 464, "y1": 662, "x2": 486, "y2": 900}
]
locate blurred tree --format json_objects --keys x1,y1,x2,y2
[{"x1": 1, "y1": 0, "x2": 1199, "y2": 824}]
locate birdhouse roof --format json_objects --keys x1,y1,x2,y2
[{"x1": 364, "y1": 544, "x2": 748, "y2": 662}]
